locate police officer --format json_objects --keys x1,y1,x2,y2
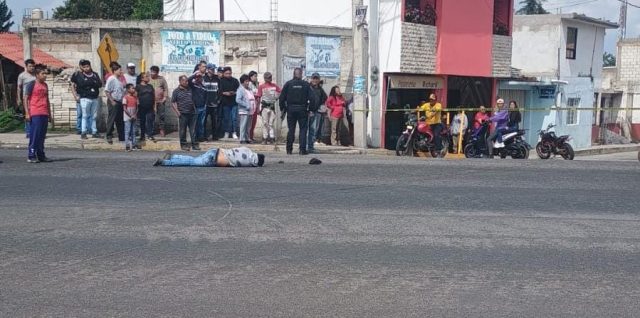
[{"x1": 279, "y1": 68, "x2": 318, "y2": 155}]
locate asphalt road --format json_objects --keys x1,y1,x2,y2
[{"x1": 1, "y1": 149, "x2": 639, "y2": 317}]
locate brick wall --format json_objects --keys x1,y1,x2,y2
[
  {"x1": 33, "y1": 29, "x2": 92, "y2": 67},
  {"x1": 400, "y1": 22, "x2": 437, "y2": 74},
  {"x1": 46, "y1": 72, "x2": 80, "y2": 128},
  {"x1": 492, "y1": 35, "x2": 512, "y2": 78},
  {"x1": 618, "y1": 41, "x2": 640, "y2": 83}
]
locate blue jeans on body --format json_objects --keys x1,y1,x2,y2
[
  {"x1": 239, "y1": 114, "x2": 251, "y2": 142},
  {"x1": 76, "y1": 101, "x2": 82, "y2": 134},
  {"x1": 28, "y1": 115, "x2": 48, "y2": 160},
  {"x1": 196, "y1": 106, "x2": 206, "y2": 139},
  {"x1": 307, "y1": 111, "x2": 321, "y2": 150},
  {"x1": 80, "y1": 98, "x2": 98, "y2": 134},
  {"x1": 161, "y1": 148, "x2": 218, "y2": 167},
  {"x1": 223, "y1": 104, "x2": 238, "y2": 135},
  {"x1": 124, "y1": 120, "x2": 137, "y2": 148}
]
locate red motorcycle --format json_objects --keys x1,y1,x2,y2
[{"x1": 396, "y1": 111, "x2": 450, "y2": 158}]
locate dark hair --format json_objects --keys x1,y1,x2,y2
[
  {"x1": 509, "y1": 100, "x2": 518, "y2": 109},
  {"x1": 150, "y1": 65, "x2": 160, "y2": 72},
  {"x1": 179, "y1": 75, "x2": 188, "y2": 81},
  {"x1": 80, "y1": 60, "x2": 91, "y2": 66},
  {"x1": 329, "y1": 85, "x2": 340, "y2": 97},
  {"x1": 248, "y1": 70, "x2": 257, "y2": 77},
  {"x1": 223, "y1": 66, "x2": 232, "y2": 72},
  {"x1": 199, "y1": 60, "x2": 207, "y2": 65},
  {"x1": 125, "y1": 83, "x2": 135, "y2": 90},
  {"x1": 25, "y1": 59, "x2": 35, "y2": 66},
  {"x1": 34, "y1": 64, "x2": 47, "y2": 74},
  {"x1": 257, "y1": 154, "x2": 265, "y2": 167},
  {"x1": 239, "y1": 74, "x2": 251, "y2": 84},
  {"x1": 110, "y1": 62, "x2": 121, "y2": 71}
]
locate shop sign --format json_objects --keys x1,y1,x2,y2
[{"x1": 389, "y1": 75, "x2": 443, "y2": 89}]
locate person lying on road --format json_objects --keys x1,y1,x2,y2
[{"x1": 153, "y1": 147, "x2": 265, "y2": 167}]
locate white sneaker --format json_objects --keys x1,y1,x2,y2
[
  {"x1": 232, "y1": 133, "x2": 239, "y2": 140},
  {"x1": 494, "y1": 142, "x2": 505, "y2": 148}
]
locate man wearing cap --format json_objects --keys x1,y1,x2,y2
[
  {"x1": 124, "y1": 63, "x2": 138, "y2": 86},
  {"x1": 419, "y1": 93, "x2": 444, "y2": 156},
  {"x1": 486, "y1": 98, "x2": 509, "y2": 158},
  {"x1": 188, "y1": 68, "x2": 208, "y2": 143},
  {"x1": 307, "y1": 73, "x2": 328, "y2": 153},
  {"x1": 203, "y1": 63, "x2": 221, "y2": 141},
  {"x1": 256, "y1": 72, "x2": 281, "y2": 144},
  {"x1": 279, "y1": 68, "x2": 318, "y2": 155}
]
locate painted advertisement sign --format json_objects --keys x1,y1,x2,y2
[
  {"x1": 161, "y1": 30, "x2": 221, "y2": 72},
  {"x1": 305, "y1": 36, "x2": 341, "y2": 78}
]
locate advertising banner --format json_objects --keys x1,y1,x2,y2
[
  {"x1": 161, "y1": 30, "x2": 221, "y2": 72},
  {"x1": 305, "y1": 36, "x2": 341, "y2": 78}
]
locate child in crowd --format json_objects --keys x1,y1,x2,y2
[{"x1": 122, "y1": 84, "x2": 139, "y2": 151}]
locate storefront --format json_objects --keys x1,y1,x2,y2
[{"x1": 383, "y1": 74, "x2": 445, "y2": 149}]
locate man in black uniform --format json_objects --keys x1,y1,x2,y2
[{"x1": 279, "y1": 68, "x2": 318, "y2": 155}]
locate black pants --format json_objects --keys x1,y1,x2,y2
[
  {"x1": 106, "y1": 101, "x2": 124, "y2": 141},
  {"x1": 286, "y1": 108, "x2": 309, "y2": 152},
  {"x1": 205, "y1": 106, "x2": 221, "y2": 140},
  {"x1": 179, "y1": 113, "x2": 198, "y2": 148},
  {"x1": 430, "y1": 123, "x2": 443, "y2": 151},
  {"x1": 138, "y1": 108, "x2": 155, "y2": 139}
]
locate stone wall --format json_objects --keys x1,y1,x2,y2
[
  {"x1": 33, "y1": 29, "x2": 92, "y2": 67},
  {"x1": 399, "y1": 22, "x2": 437, "y2": 74},
  {"x1": 618, "y1": 39, "x2": 640, "y2": 83},
  {"x1": 492, "y1": 35, "x2": 512, "y2": 78}
]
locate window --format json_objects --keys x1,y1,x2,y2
[
  {"x1": 566, "y1": 97, "x2": 580, "y2": 125},
  {"x1": 404, "y1": 0, "x2": 437, "y2": 26},
  {"x1": 566, "y1": 27, "x2": 578, "y2": 59},
  {"x1": 493, "y1": 0, "x2": 511, "y2": 36}
]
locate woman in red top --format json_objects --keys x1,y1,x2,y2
[
  {"x1": 326, "y1": 85, "x2": 347, "y2": 146},
  {"x1": 473, "y1": 105, "x2": 490, "y2": 131},
  {"x1": 24, "y1": 65, "x2": 52, "y2": 163}
]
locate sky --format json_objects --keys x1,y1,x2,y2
[{"x1": 5, "y1": 0, "x2": 639, "y2": 54}]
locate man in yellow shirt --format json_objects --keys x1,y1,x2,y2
[{"x1": 418, "y1": 93, "x2": 443, "y2": 154}]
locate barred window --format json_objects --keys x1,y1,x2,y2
[{"x1": 566, "y1": 97, "x2": 580, "y2": 125}]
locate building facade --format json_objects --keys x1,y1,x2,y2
[
  {"x1": 368, "y1": 0, "x2": 514, "y2": 149},
  {"x1": 510, "y1": 14, "x2": 617, "y2": 150}
]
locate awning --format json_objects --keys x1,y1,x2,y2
[{"x1": 388, "y1": 75, "x2": 444, "y2": 90}]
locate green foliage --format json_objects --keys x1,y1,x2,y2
[
  {"x1": 0, "y1": 111, "x2": 24, "y2": 133},
  {"x1": 53, "y1": 0, "x2": 139, "y2": 20},
  {"x1": 0, "y1": 0, "x2": 14, "y2": 32},
  {"x1": 132, "y1": 0, "x2": 163, "y2": 20},
  {"x1": 603, "y1": 52, "x2": 616, "y2": 67},
  {"x1": 516, "y1": 0, "x2": 549, "y2": 15}
]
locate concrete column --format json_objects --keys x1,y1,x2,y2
[
  {"x1": 142, "y1": 29, "x2": 152, "y2": 71},
  {"x1": 90, "y1": 28, "x2": 102, "y2": 76},
  {"x1": 595, "y1": 92, "x2": 602, "y2": 126},
  {"x1": 367, "y1": 0, "x2": 381, "y2": 147},
  {"x1": 22, "y1": 28, "x2": 33, "y2": 61},
  {"x1": 267, "y1": 26, "x2": 282, "y2": 85},
  {"x1": 352, "y1": 0, "x2": 368, "y2": 148}
]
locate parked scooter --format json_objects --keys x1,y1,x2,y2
[
  {"x1": 396, "y1": 111, "x2": 450, "y2": 158},
  {"x1": 464, "y1": 121, "x2": 530, "y2": 159},
  {"x1": 535, "y1": 123, "x2": 574, "y2": 160}
]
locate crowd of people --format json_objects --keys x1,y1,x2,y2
[{"x1": 14, "y1": 57, "x2": 354, "y2": 162}]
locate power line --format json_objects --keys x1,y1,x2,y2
[
  {"x1": 616, "y1": 0, "x2": 640, "y2": 8},
  {"x1": 232, "y1": 0, "x2": 250, "y2": 20},
  {"x1": 324, "y1": 7, "x2": 351, "y2": 25}
]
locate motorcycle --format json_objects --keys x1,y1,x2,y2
[
  {"x1": 395, "y1": 111, "x2": 450, "y2": 158},
  {"x1": 464, "y1": 121, "x2": 530, "y2": 159},
  {"x1": 535, "y1": 123, "x2": 574, "y2": 160}
]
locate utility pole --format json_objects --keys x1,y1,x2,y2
[
  {"x1": 352, "y1": 0, "x2": 367, "y2": 148},
  {"x1": 220, "y1": 0, "x2": 225, "y2": 21}
]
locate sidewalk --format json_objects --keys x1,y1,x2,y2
[
  {"x1": 0, "y1": 132, "x2": 365, "y2": 155},
  {"x1": 1, "y1": 132, "x2": 637, "y2": 157}
]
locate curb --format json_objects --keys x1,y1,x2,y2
[{"x1": 574, "y1": 144, "x2": 640, "y2": 156}]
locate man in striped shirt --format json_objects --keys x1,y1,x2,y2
[{"x1": 171, "y1": 75, "x2": 200, "y2": 151}]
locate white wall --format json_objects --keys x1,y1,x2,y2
[
  {"x1": 512, "y1": 15, "x2": 561, "y2": 78},
  {"x1": 378, "y1": 0, "x2": 402, "y2": 74},
  {"x1": 560, "y1": 20, "x2": 606, "y2": 85}
]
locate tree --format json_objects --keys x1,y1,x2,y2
[
  {"x1": 0, "y1": 0, "x2": 14, "y2": 32},
  {"x1": 603, "y1": 52, "x2": 616, "y2": 67},
  {"x1": 53, "y1": 0, "x2": 136, "y2": 20},
  {"x1": 516, "y1": 0, "x2": 549, "y2": 15},
  {"x1": 131, "y1": 0, "x2": 163, "y2": 20}
]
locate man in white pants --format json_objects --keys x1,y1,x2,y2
[{"x1": 256, "y1": 72, "x2": 281, "y2": 144}]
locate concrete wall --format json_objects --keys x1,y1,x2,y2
[
  {"x1": 492, "y1": 35, "x2": 512, "y2": 77},
  {"x1": 33, "y1": 29, "x2": 92, "y2": 67},
  {"x1": 400, "y1": 23, "x2": 437, "y2": 74},
  {"x1": 512, "y1": 15, "x2": 562, "y2": 78},
  {"x1": 378, "y1": 0, "x2": 402, "y2": 74},
  {"x1": 618, "y1": 39, "x2": 640, "y2": 83}
]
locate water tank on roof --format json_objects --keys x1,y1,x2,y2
[{"x1": 31, "y1": 9, "x2": 44, "y2": 20}]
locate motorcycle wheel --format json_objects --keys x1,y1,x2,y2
[
  {"x1": 395, "y1": 135, "x2": 413, "y2": 157},
  {"x1": 463, "y1": 144, "x2": 477, "y2": 158},
  {"x1": 512, "y1": 144, "x2": 529, "y2": 159},
  {"x1": 536, "y1": 142, "x2": 552, "y2": 159},
  {"x1": 560, "y1": 143, "x2": 575, "y2": 160},
  {"x1": 431, "y1": 139, "x2": 450, "y2": 158}
]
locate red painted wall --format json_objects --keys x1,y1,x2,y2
[{"x1": 435, "y1": 0, "x2": 494, "y2": 77}]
